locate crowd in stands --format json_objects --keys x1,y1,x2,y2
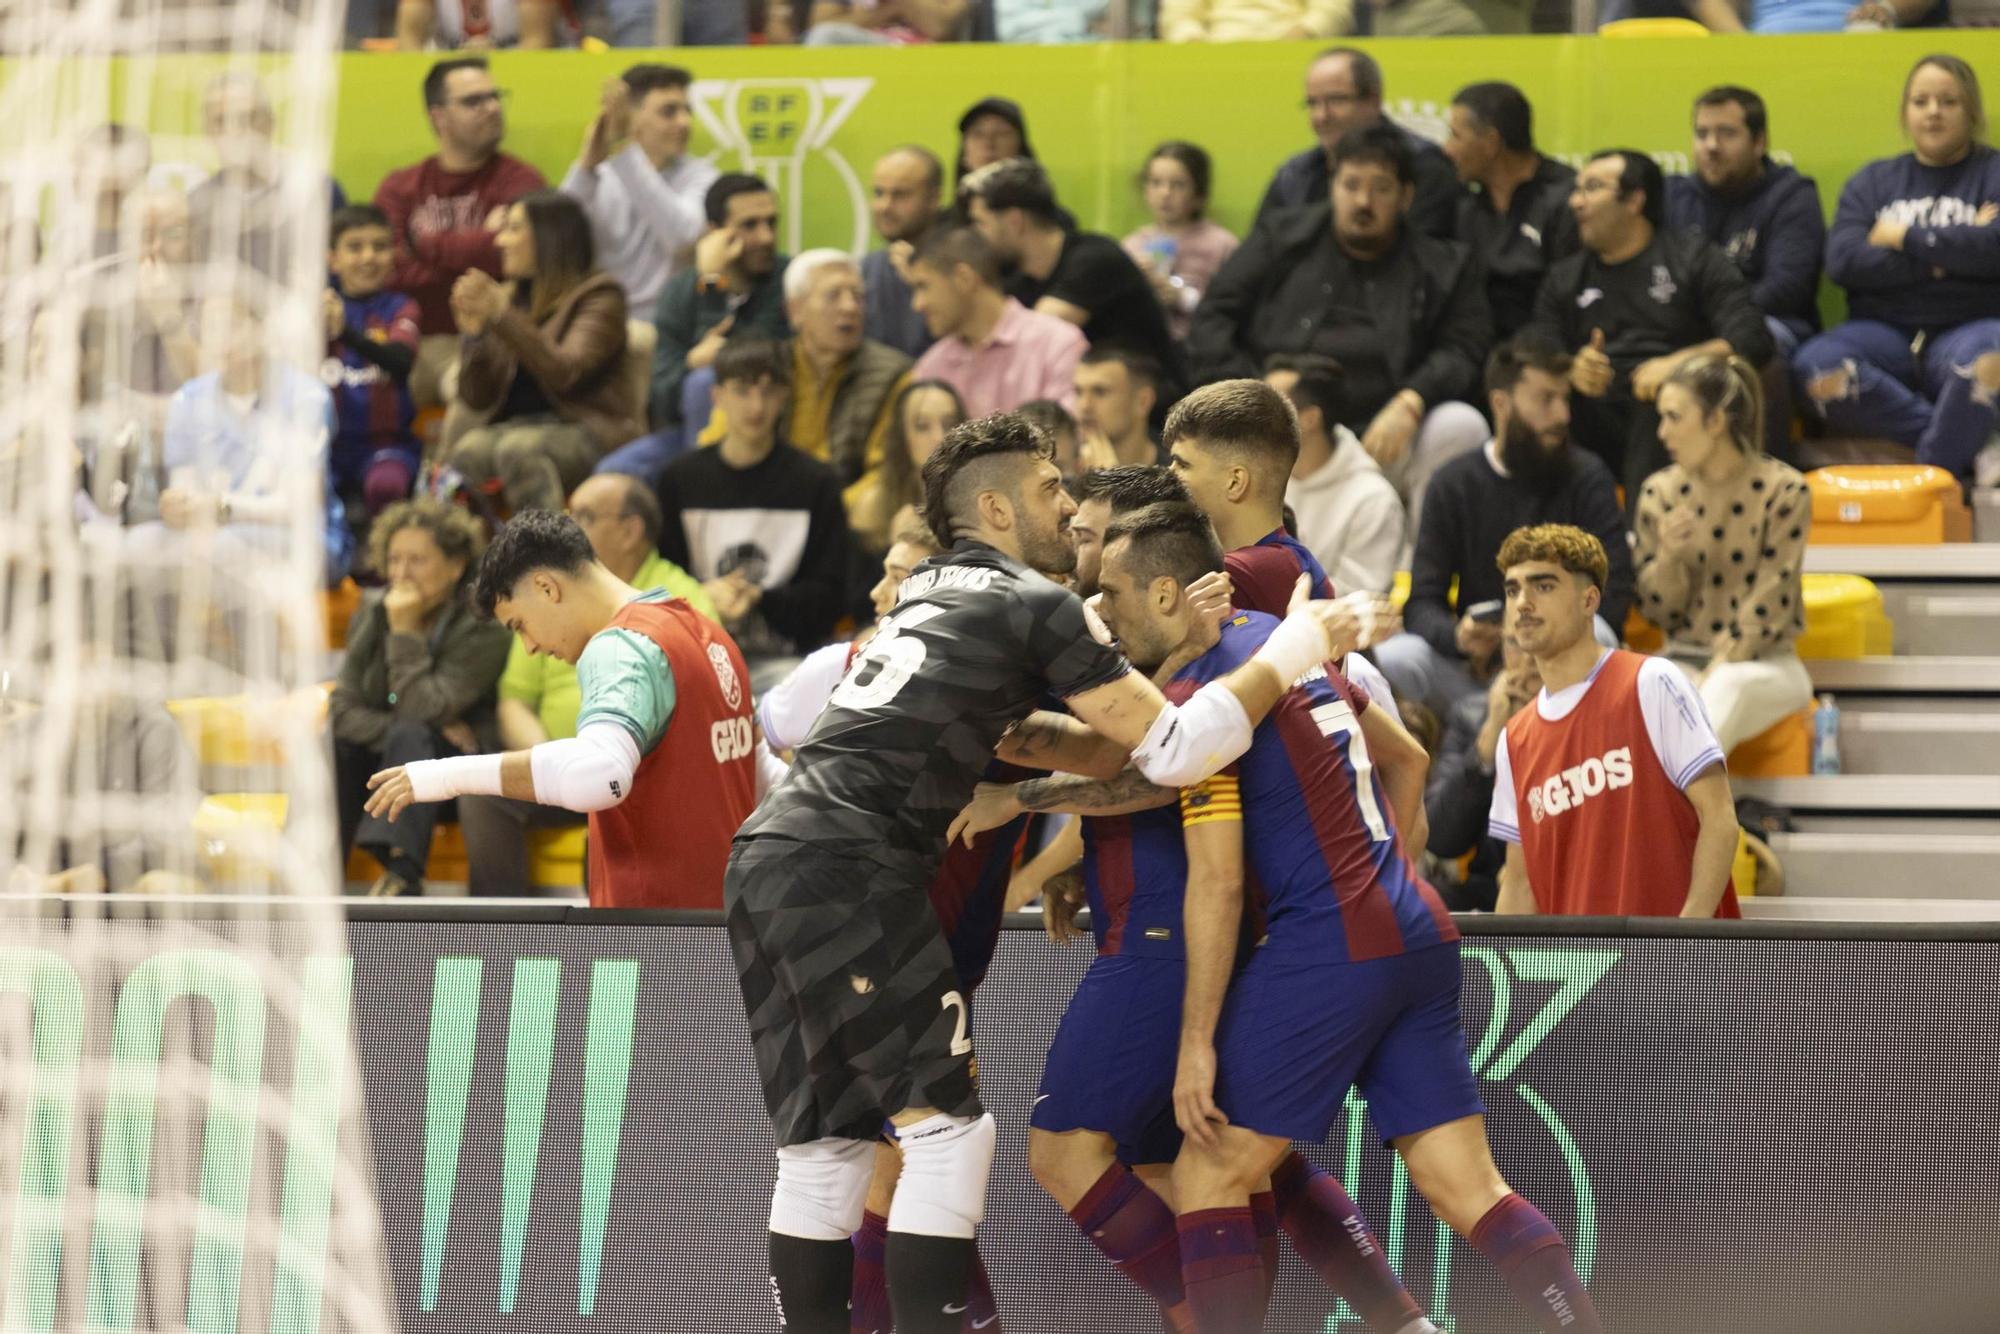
[
  {"x1": 34, "y1": 39, "x2": 2000, "y2": 905},
  {"x1": 342, "y1": 0, "x2": 1993, "y2": 46}
]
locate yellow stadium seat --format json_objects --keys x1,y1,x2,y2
[
  {"x1": 1798, "y1": 573, "x2": 1893, "y2": 660},
  {"x1": 1599, "y1": 16, "x2": 1709, "y2": 33},
  {"x1": 323, "y1": 577, "x2": 362, "y2": 650},
  {"x1": 1807, "y1": 465, "x2": 1970, "y2": 545},
  {"x1": 1727, "y1": 709, "x2": 1812, "y2": 779},
  {"x1": 529, "y1": 825, "x2": 588, "y2": 890},
  {"x1": 166, "y1": 683, "x2": 333, "y2": 769},
  {"x1": 1731, "y1": 829, "x2": 1759, "y2": 898},
  {"x1": 193, "y1": 793, "x2": 290, "y2": 887},
  {"x1": 1387, "y1": 572, "x2": 1458, "y2": 615}
]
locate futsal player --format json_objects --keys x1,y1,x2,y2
[
  {"x1": 759, "y1": 513, "x2": 1026, "y2": 1334},
  {"x1": 362, "y1": 509, "x2": 756, "y2": 908},
  {"x1": 724, "y1": 414, "x2": 1361, "y2": 1334},
  {"x1": 1089, "y1": 503, "x2": 1604, "y2": 1334},
  {"x1": 1489, "y1": 523, "x2": 1740, "y2": 918}
]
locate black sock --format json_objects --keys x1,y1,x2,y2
[
  {"x1": 886, "y1": 1232, "x2": 975, "y2": 1334},
  {"x1": 768, "y1": 1232, "x2": 852, "y2": 1334}
]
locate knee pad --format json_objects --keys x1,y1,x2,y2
[
  {"x1": 769, "y1": 1136, "x2": 875, "y2": 1241},
  {"x1": 887, "y1": 1112, "x2": 996, "y2": 1239}
]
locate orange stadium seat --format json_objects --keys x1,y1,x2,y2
[
  {"x1": 1806, "y1": 465, "x2": 1970, "y2": 545},
  {"x1": 1727, "y1": 710, "x2": 1812, "y2": 779},
  {"x1": 323, "y1": 577, "x2": 362, "y2": 650}
]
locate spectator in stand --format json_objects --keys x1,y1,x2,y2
[
  {"x1": 1635, "y1": 355, "x2": 1812, "y2": 752},
  {"x1": 992, "y1": 0, "x2": 1107, "y2": 40},
  {"x1": 1444, "y1": 81, "x2": 1577, "y2": 340},
  {"x1": 863, "y1": 147, "x2": 946, "y2": 359},
  {"x1": 125, "y1": 187, "x2": 203, "y2": 408},
  {"x1": 332, "y1": 499, "x2": 511, "y2": 898},
  {"x1": 734, "y1": 250, "x2": 912, "y2": 492},
  {"x1": 804, "y1": 0, "x2": 970, "y2": 42},
  {"x1": 79, "y1": 123, "x2": 150, "y2": 261},
  {"x1": 1528, "y1": 149, "x2": 1774, "y2": 504},
  {"x1": 1122, "y1": 141, "x2": 1239, "y2": 344},
  {"x1": 605, "y1": 0, "x2": 748, "y2": 44},
  {"x1": 963, "y1": 158, "x2": 1183, "y2": 388},
  {"x1": 144, "y1": 294, "x2": 353, "y2": 592},
  {"x1": 1371, "y1": 333, "x2": 1632, "y2": 719},
  {"x1": 647, "y1": 173, "x2": 790, "y2": 436},
  {"x1": 324, "y1": 204, "x2": 422, "y2": 524},
  {"x1": 1018, "y1": 397, "x2": 1084, "y2": 480},
  {"x1": 460, "y1": 472, "x2": 717, "y2": 898},
  {"x1": 1489, "y1": 524, "x2": 1741, "y2": 921},
  {"x1": 909, "y1": 227, "x2": 1087, "y2": 418},
  {"x1": 655, "y1": 341, "x2": 853, "y2": 667},
  {"x1": 1255, "y1": 48, "x2": 1463, "y2": 238},
  {"x1": 1668, "y1": 87, "x2": 1825, "y2": 360},
  {"x1": 1688, "y1": 0, "x2": 1933, "y2": 32},
  {"x1": 375, "y1": 58, "x2": 546, "y2": 407},
  {"x1": 395, "y1": 0, "x2": 565, "y2": 48},
  {"x1": 1794, "y1": 55, "x2": 2000, "y2": 481},
  {"x1": 1193, "y1": 124, "x2": 1490, "y2": 537},
  {"x1": 561, "y1": 64, "x2": 717, "y2": 314},
  {"x1": 1265, "y1": 352, "x2": 1403, "y2": 595},
  {"x1": 846, "y1": 379, "x2": 966, "y2": 552},
  {"x1": 190, "y1": 72, "x2": 346, "y2": 279},
  {"x1": 1160, "y1": 0, "x2": 1354, "y2": 41},
  {"x1": 1073, "y1": 347, "x2": 1161, "y2": 472},
  {"x1": 447, "y1": 191, "x2": 642, "y2": 514},
  {"x1": 1424, "y1": 628, "x2": 1540, "y2": 912},
  {"x1": 955, "y1": 97, "x2": 1033, "y2": 193}
]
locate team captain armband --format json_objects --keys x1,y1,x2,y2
[{"x1": 1179, "y1": 773, "x2": 1243, "y2": 826}]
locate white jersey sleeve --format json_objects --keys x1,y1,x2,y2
[
  {"x1": 1487, "y1": 729, "x2": 1521, "y2": 845},
  {"x1": 1636, "y1": 656, "x2": 1727, "y2": 790},
  {"x1": 756, "y1": 641, "x2": 854, "y2": 753},
  {"x1": 1343, "y1": 652, "x2": 1402, "y2": 728}
]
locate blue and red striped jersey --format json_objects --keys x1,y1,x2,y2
[
  {"x1": 1081, "y1": 803, "x2": 1190, "y2": 960},
  {"x1": 1168, "y1": 611, "x2": 1457, "y2": 964},
  {"x1": 931, "y1": 759, "x2": 1034, "y2": 990},
  {"x1": 325, "y1": 288, "x2": 419, "y2": 459},
  {"x1": 1224, "y1": 528, "x2": 1334, "y2": 616}
]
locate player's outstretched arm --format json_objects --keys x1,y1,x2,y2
[
  {"x1": 1495, "y1": 842, "x2": 1536, "y2": 915},
  {"x1": 1680, "y1": 763, "x2": 1740, "y2": 919},
  {"x1": 1175, "y1": 788, "x2": 1246, "y2": 1150},
  {"x1": 364, "y1": 723, "x2": 642, "y2": 822},
  {"x1": 947, "y1": 770, "x2": 1177, "y2": 847},
  {"x1": 1066, "y1": 575, "x2": 1360, "y2": 788},
  {"x1": 994, "y1": 711, "x2": 1133, "y2": 778}
]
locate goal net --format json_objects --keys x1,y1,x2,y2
[{"x1": 0, "y1": 2, "x2": 399, "y2": 1329}]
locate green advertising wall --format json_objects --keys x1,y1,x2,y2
[{"x1": 326, "y1": 33, "x2": 2000, "y2": 256}]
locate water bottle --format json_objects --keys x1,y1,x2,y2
[
  {"x1": 1143, "y1": 233, "x2": 1178, "y2": 277},
  {"x1": 1811, "y1": 694, "x2": 1841, "y2": 775}
]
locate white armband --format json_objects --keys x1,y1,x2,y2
[
  {"x1": 1258, "y1": 609, "x2": 1338, "y2": 687},
  {"x1": 528, "y1": 722, "x2": 643, "y2": 812},
  {"x1": 1128, "y1": 683, "x2": 1254, "y2": 788},
  {"x1": 406, "y1": 752, "x2": 504, "y2": 803}
]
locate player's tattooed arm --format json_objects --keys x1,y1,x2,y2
[
  {"x1": 947, "y1": 770, "x2": 1175, "y2": 847},
  {"x1": 994, "y1": 710, "x2": 1130, "y2": 778}
]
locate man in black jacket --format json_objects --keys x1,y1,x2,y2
[
  {"x1": 1445, "y1": 81, "x2": 1578, "y2": 340},
  {"x1": 1253, "y1": 47, "x2": 1462, "y2": 240},
  {"x1": 1194, "y1": 123, "x2": 1491, "y2": 536},
  {"x1": 1368, "y1": 333, "x2": 1632, "y2": 720},
  {"x1": 1527, "y1": 148, "x2": 1774, "y2": 502}
]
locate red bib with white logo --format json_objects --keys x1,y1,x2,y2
[{"x1": 1504, "y1": 650, "x2": 1738, "y2": 919}]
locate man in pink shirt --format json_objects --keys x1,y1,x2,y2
[
  {"x1": 909, "y1": 227, "x2": 1086, "y2": 419},
  {"x1": 374, "y1": 57, "x2": 546, "y2": 404}
]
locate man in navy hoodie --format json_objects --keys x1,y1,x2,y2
[
  {"x1": 1794, "y1": 55, "x2": 2000, "y2": 479},
  {"x1": 1666, "y1": 86, "x2": 1825, "y2": 359}
]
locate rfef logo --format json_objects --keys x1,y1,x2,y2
[{"x1": 691, "y1": 78, "x2": 873, "y2": 255}]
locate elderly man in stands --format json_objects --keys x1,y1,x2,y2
[
  {"x1": 862, "y1": 146, "x2": 946, "y2": 359},
  {"x1": 1194, "y1": 123, "x2": 1490, "y2": 538},
  {"x1": 1444, "y1": 81, "x2": 1578, "y2": 341},
  {"x1": 746, "y1": 250, "x2": 913, "y2": 494},
  {"x1": 1255, "y1": 47, "x2": 1463, "y2": 236},
  {"x1": 374, "y1": 57, "x2": 547, "y2": 408},
  {"x1": 460, "y1": 473, "x2": 716, "y2": 898}
]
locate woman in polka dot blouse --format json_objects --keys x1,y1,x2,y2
[{"x1": 1633, "y1": 354, "x2": 1813, "y2": 752}]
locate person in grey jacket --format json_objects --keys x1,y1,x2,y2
[
  {"x1": 332, "y1": 499, "x2": 511, "y2": 897},
  {"x1": 1194, "y1": 123, "x2": 1491, "y2": 535}
]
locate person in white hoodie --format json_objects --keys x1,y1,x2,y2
[{"x1": 1267, "y1": 353, "x2": 1403, "y2": 595}]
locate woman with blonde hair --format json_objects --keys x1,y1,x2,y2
[
  {"x1": 1634, "y1": 354, "x2": 1813, "y2": 752},
  {"x1": 331, "y1": 498, "x2": 513, "y2": 896}
]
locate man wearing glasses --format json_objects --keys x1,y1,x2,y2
[
  {"x1": 374, "y1": 57, "x2": 547, "y2": 407},
  {"x1": 1253, "y1": 47, "x2": 1462, "y2": 241}
]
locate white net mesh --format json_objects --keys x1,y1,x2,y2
[{"x1": 0, "y1": 3, "x2": 399, "y2": 1329}]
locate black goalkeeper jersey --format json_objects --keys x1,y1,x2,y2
[{"x1": 737, "y1": 541, "x2": 1130, "y2": 880}]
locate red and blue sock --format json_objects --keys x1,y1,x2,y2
[
  {"x1": 1177, "y1": 1206, "x2": 1267, "y2": 1334},
  {"x1": 1270, "y1": 1152, "x2": 1424, "y2": 1330},
  {"x1": 1069, "y1": 1163, "x2": 1187, "y2": 1315},
  {"x1": 848, "y1": 1210, "x2": 890, "y2": 1334},
  {"x1": 1468, "y1": 1193, "x2": 1603, "y2": 1333}
]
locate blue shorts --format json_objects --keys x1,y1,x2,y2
[
  {"x1": 1213, "y1": 942, "x2": 1482, "y2": 1145},
  {"x1": 1034, "y1": 953, "x2": 1185, "y2": 1163}
]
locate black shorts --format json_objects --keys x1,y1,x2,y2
[{"x1": 725, "y1": 837, "x2": 982, "y2": 1147}]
